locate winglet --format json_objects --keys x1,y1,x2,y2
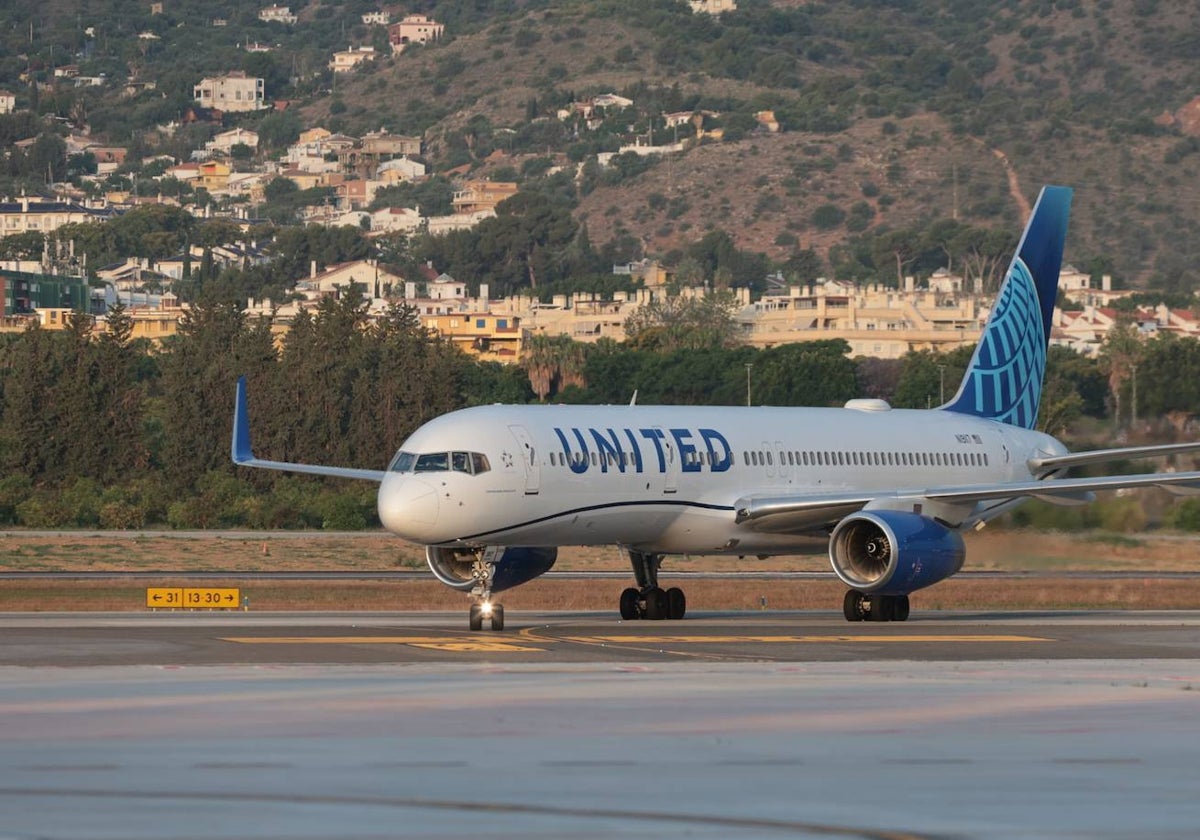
[
  {"x1": 230, "y1": 376, "x2": 387, "y2": 482},
  {"x1": 232, "y1": 375, "x2": 254, "y2": 465}
]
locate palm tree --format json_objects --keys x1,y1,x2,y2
[
  {"x1": 1100, "y1": 321, "x2": 1142, "y2": 431},
  {"x1": 521, "y1": 334, "x2": 585, "y2": 401}
]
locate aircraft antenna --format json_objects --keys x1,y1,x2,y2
[{"x1": 629, "y1": 390, "x2": 638, "y2": 406}]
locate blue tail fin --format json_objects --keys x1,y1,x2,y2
[{"x1": 942, "y1": 185, "x2": 1072, "y2": 429}]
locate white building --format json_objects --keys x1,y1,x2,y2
[
  {"x1": 377, "y1": 157, "x2": 427, "y2": 182},
  {"x1": 369, "y1": 206, "x2": 423, "y2": 235},
  {"x1": 206, "y1": 127, "x2": 260, "y2": 155},
  {"x1": 258, "y1": 5, "x2": 296, "y2": 24},
  {"x1": 689, "y1": 0, "x2": 737, "y2": 13},
  {"x1": 193, "y1": 72, "x2": 266, "y2": 113},
  {"x1": 0, "y1": 91, "x2": 16, "y2": 115},
  {"x1": 330, "y1": 46, "x2": 378, "y2": 73},
  {"x1": 427, "y1": 210, "x2": 495, "y2": 235}
]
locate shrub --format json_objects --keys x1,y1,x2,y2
[
  {"x1": 0, "y1": 474, "x2": 33, "y2": 526},
  {"x1": 812, "y1": 203, "x2": 846, "y2": 229},
  {"x1": 17, "y1": 492, "x2": 72, "y2": 528}
]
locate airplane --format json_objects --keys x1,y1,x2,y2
[{"x1": 233, "y1": 185, "x2": 1200, "y2": 631}]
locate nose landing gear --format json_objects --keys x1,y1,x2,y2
[
  {"x1": 469, "y1": 600, "x2": 505, "y2": 631},
  {"x1": 467, "y1": 549, "x2": 505, "y2": 631}
]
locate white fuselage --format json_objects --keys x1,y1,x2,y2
[{"x1": 377, "y1": 403, "x2": 1066, "y2": 555}]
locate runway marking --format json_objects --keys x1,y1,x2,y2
[
  {"x1": 220, "y1": 633, "x2": 1050, "y2": 653},
  {"x1": 221, "y1": 636, "x2": 543, "y2": 652},
  {"x1": 561, "y1": 635, "x2": 1051, "y2": 644}
]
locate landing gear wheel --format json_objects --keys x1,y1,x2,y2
[
  {"x1": 469, "y1": 604, "x2": 483, "y2": 632},
  {"x1": 619, "y1": 587, "x2": 641, "y2": 620},
  {"x1": 869, "y1": 595, "x2": 893, "y2": 622},
  {"x1": 643, "y1": 586, "x2": 668, "y2": 620},
  {"x1": 893, "y1": 595, "x2": 910, "y2": 622},
  {"x1": 843, "y1": 590, "x2": 867, "y2": 622},
  {"x1": 666, "y1": 587, "x2": 686, "y2": 620},
  {"x1": 490, "y1": 604, "x2": 505, "y2": 631}
]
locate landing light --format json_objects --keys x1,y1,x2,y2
[{"x1": 480, "y1": 602, "x2": 493, "y2": 616}]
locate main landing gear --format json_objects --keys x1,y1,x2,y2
[
  {"x1": 843, "y1": 589, "x2": 910, "y2": 622},
  {"x1": 620, "y1": 550, "x2": 686, "y2": 620}
]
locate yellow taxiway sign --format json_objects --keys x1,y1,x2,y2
[
  {"x1": 147, "y1": 588, "x2": 240, "y2": 609},
  {"x1": 145, "y1": 588, "x2": 183, "y2": 609}
]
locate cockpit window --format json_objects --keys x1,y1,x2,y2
[
  {"x1": 398, "y1": 451, "x2": 491, "y2": 475},
  {"x1": 414, "y1": 452, "x2": 449, "y2": 472},
  {"x1": 389, "y1": 451, "x2": 416, "y2": 473}
]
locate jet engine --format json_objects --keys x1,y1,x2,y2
[
  {"x1": 426, "y1": 546, "x2": 558, "y2": 593},
  {"x1": 828, "y1": 510, "x2": 965, "y2": 595}
]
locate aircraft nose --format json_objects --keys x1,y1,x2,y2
[{"x1": 378, "y1": 476, "x2": 439, "y2": 539}]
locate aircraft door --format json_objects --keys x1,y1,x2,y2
[
  {"x1": 657, "y1": 427, "x2": 678, "y2": 494},
  {"x1": 508, "y1": 425, "x2": 540, "y2": 495}
]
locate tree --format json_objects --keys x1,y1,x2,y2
[
  {"x1": 0, "y1": 231, "x2": 45, "y2": 260},
  {"x1": 521, "y1": 334, "x2": 586, "y2": 401},
  {"x1": 1136, "y1": 335, "x2": 1200, "y2": 421},
  {"x1": 159, "y1": 299, "x2": 276, "y2": 492},
  {"x1": 624, "y1": 292, "x2": 739, "y2": 352},
  {"x1": 1099, "y1": 321, "x2": 1143, "y2": 430},
  {"x1": 891, "y1": 346, "x2": 974, "y2": 409},
  {"x1": 753, "y1": 340, "x2": 857, "y2": 406},
  {"x1": 782, "y1": 248, "x2": 824, "y2": 284},
  {"x1": 871, "y1": 229, "x2": 918, "y2": 288}
]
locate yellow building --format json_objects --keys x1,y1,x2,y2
[
  {"x1": 197, "y1": 160, "x2": 232, "y2": 192},
  {"x1": 451, "y1": 180, "x2": 518, "y2": 214},
  {"x1": 126, "y1": 306, "x2": 182, "y2": 342},
  {"x1": 422, "y1": 312, "x2": 523, "y2": 363}
]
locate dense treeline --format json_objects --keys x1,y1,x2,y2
[{"x1": 9, "y1": 282, "x2": 1200, "y2": 531}]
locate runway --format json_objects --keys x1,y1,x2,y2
[
  {"x1": 3, "y1": 609, "x2": 1200, "y2": 665},
  {"x1": 3, "y1": 612, "x2": 1200, "y2": 838}
]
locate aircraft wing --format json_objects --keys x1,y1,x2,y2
[
  {"x1": 735, "y1": 469, "x2": 1200, "y2": 525},
  {"x1": 232, "y1": 377, "x2": 387, "y2": 482}
]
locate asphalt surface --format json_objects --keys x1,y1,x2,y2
[
  {"x1": 3, "y1": 609, "x2": 1200, "y2": 665},
  {"x1": 4, "y1": 611, "x2": 1200, "y2": 839}
]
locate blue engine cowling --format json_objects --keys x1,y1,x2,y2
[
  {"x1": 426, "y1": 546, "x2": 558, "y2": 594},
  {"x1": 828, "y1": 511, "x2": 965, "y2": 595}
]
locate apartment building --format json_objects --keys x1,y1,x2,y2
[{"x1": 193, "y1": 72, "x2": 266, "y2": 113}]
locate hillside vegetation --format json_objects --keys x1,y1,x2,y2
[{"x1": 5, "y1": 0, "x2": 1200, "y2": 288}]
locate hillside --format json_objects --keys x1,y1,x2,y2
[
  {"x1": 5, "y1": 0, "x2": 1200, "y2": 289},
  {"x1": 307, "y1": 0, "x2": 1200, "y2": 287}
]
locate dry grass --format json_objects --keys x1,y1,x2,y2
[
  {"x1": 3, "y1": 530, "x2": 1200, "y2": 612},
  {"x1": 5, "y1": 577, "x2": 1200, "y2": 613}
]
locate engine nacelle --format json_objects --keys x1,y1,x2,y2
[
  {"x1": 828, "y1": 511, "x2": 965, "y2": 595},
  {"x1": 426, "y1": 546, "x2": 558, "y2": 593}
]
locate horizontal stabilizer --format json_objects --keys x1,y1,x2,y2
[{"x1": 1029, "y1": 441, "x2": 1200, "y2": 473}]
